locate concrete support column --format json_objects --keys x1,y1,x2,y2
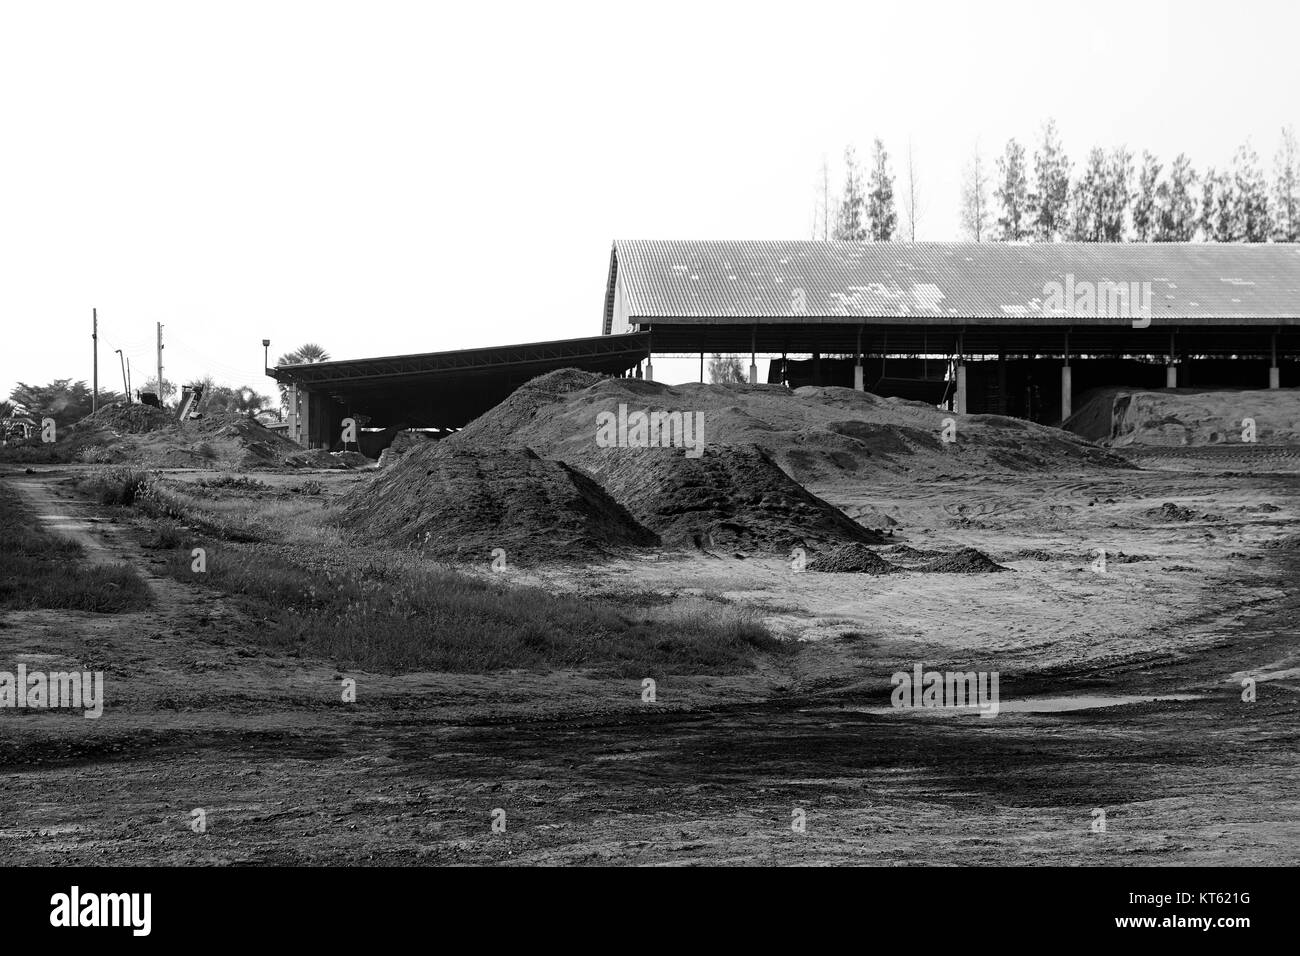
[
  {"x1": 645, "y1": 360, "x2": 653, "y2": 382},
  {"x1": 1270, "y1": 333, "x2": 1280, "y2": 389},
  {"x1": 1061, "y1": 330, "x2": 1071, "y2": 421},
  {"x1": 956, "y1": 363, "x2": 968, "y2": 415},
  {"x1": 298, "y1": 388, "x2": 313, "y2": 447},
  {"x1": 286, "y1": 384, "x2": 299, "y2": 445},
  {"x1": 749, "y1": 326, "x2": 758, "y2": 384},
  {"x1": 1166, "y1": 330, "x2": 1178, "y2": 389},
  {"x1": 854, "y1": 325, "x2": 865, "y2": 391}
]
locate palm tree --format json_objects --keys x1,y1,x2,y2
[
  {"x1": 276, "y1": 343, "x2": 331, "y2": 366},
  {"x1": 275, "y1": 343, "x2": 331, "y2": 410}
]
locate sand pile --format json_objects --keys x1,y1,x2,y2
[
  {"x1": 914, "y1": 548, "x2": 1008, "y2": 573},
  {"x1": 444, "y1": 369, "x2": 1124, "y2": 489},
  {"x1": 580, "y1": 444, "x2": 885, "y2": 552},
  {"x1": 1066, "y1": 388, "x2": 1300, "y2": 447},
  {"x1": 808, "y1": 544, "x2": 898, "y2": 574},
  {"x1": 340, "y1": 446, "x2": 658, "y2": 563}
]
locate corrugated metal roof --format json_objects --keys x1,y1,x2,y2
[{"x1": 604, "y1": 240, "x2": 1300, "y2": 332}]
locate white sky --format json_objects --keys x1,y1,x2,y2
[{"x1": 2, "y1": 0, "x2": 1298, "y2": 397}]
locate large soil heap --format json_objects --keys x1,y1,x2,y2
[
  {"x1": 1065, "y1": 388, "x2": 1300, "y2": 447},
  {"x1": 340, "y1": 446, "x2": 659, "y2": 563},
  {"x1": 582, "y1": 443, "x2": 886, "y2": 551},
  {"x1": 342, "y1": 368, "x2": 1135, "y2": 563},
  {"x1": 444, "y1": 371, "x2": 1122, "y2": 487}
]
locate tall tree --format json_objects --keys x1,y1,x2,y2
[
  {"x1": 275, "y1": 343, "x2": 331, "y2": 409},
  {"x1": 10, "y1": 380, "x2": 121, "y2": 426},
  {"x1": 277, "y1": 343, "x2": 331, "y2": 365},
  {"x1": 994, "y1": 138, "x2": 1031, "y2": 240},
  {"x1": 899, "y1": 138, "x2": 924, "y2": 242},
  {"x1": 1232, "y1": 142, "x2": 1272, "y2": 242},
  {"x1": 1029, "y1": 119, "x2": 1072, "y2": 241},
  {"x1": 1069, "y1": 147, "x2": 1108, "y2": 241},
  {"x1": 1200, "y1": 168, "x2": 1239, "y2": 241},
  {"x1": 707, "y1": 354, "x2": 746, "y2": 384},
  {"x1": 1100, "y1": 146, "x2": 1134, "y2": 241},
  {"x1": 1154, "y1": 154, "x2": 1199, "y2": 241},
  {"x1": 866, "y1": 137, "x2": 897, "y2": 241},
  {"x1": 1133, "y1": 152, "x2": 1161, "y2": 242},
  {"x1": 959, "y1": 142, "x2": 992, "y2": 242},
  {"x1": 1273, "y1": 126, "x2": 1300, "y2": 241},
  {"x1": 813, "y1": 154, "x2": 835, "y2": 241},
  {"x1": 833, "y1": 146, "x2": 867, "y2": 241}
]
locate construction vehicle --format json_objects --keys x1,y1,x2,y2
[
  {"x1": 2, "y1": 414, "x2": 37, "y2": 444},
  {"x1": 178, "y1": 384, "x2": 205, "y2": 421}
]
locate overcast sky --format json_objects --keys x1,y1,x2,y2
[{"x1": 2, "y1": 0, "x2": 1297, "y2": 397}]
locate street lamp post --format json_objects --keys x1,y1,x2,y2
[{"x1": 262, "y1": 339, "x2": 271, "y2": 374}]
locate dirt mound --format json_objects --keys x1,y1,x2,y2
[
  {"x1": 63, "y1": 407, "x2": 356, "y2": 470},
  {"x1": 914, "y1": 547, "x2": 1008, "y2": 574},
  {"x1": 339, "y1": 446, "x2": 658, "y2": 564},
  {"x1": 808, "y1": 543, "x2": 898, "y2": 574},
  {"x1": 1066, "y1": 388, "x2": 1300, "y2": 447},
  {"x1": 1145, "y1": 501, "x2": 1221, "y2": 523},
  {"x1": 879, "y1": 544, "x2": 945, "y2": 563},
  {"x1": 377, "y1": 430, "x2": 439, "y2": 467},
  {"x1": 445, "y1": 370, "x2": 1125, "y2": 489},
  {"x1": 575, "y1": 444, "x2": 885, "y2": 553},
  {"x1": 77, "y1": 402, "x2": 175, "y2": 434}
]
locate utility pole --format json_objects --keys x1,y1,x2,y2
[
  {"x1": 156, "y1": 322, "x2": 164, "y2": 404},
  {"x1": 92, "y1": 308, "x2": 99, "y2": 414},
  {"x1": 116, "y1": 349, "x2": 129, "y2": 401}
]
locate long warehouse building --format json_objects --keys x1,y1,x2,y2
[{"x1": 273, "y1": 240, "x2": 1300, "y2": 450}]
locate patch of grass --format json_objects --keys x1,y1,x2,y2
[
  {"x1": 193, "y1": 475, "x2": 268, "y2": 492},
  {"x1": 157, "y1": 537, "x2": 786, "y2": 675},
  {"x1": 78, "y1": 466, "x2": 151, "y2": 505},
  {"x1": 0, "y1": 483, "x2": 152, "y2": 612}
]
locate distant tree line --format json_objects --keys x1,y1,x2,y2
[{"x1": 813, "y1": 121, "x2": 1300, "y2": 243}]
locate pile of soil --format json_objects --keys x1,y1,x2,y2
[
  {"x1": 377, "y1": 430, "x2": 439, "y2": 468},
  {"x1": 879, "y1": 544, "x2": 945, "y2": 563},
  {"x1": 1146, "y1": 501, "x2": 1220, "y2": 523},
  {"x1": 1066, "y1": 388, "x2": 1300, "y2": 447},
  {"x1": 807, "y1": 544, "x2": 898, "y2": 574},
  {"x1": 580, "y1": 444, "x2": 886, "y2": 553},
  {"x1": 62, "y1": 406, "x2": 371, "y2": 470},
  {"x1": 339, "y1": 446, "x2": 659, "y2": 564},
  {"x1": 444, "y1": 369, "x2": 1125, "y2": 489},
  {"x1": 914, "y1": 548, "x2": 1008, "y2": 574},
  {"x1": 77, "y1": 402, "x2": 175, "y2": 434}
]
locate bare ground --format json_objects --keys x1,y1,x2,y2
[{"x1": 1, "y1": 456, "x2": 1297, "y2": 866}]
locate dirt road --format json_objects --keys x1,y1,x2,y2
[{"x1": 1, "y1": 464, "x2": 1297, "y2": 865}]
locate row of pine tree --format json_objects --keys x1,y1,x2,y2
[{"x1": 816, "y1": 121, "x2": 1300, "y2": 244}]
